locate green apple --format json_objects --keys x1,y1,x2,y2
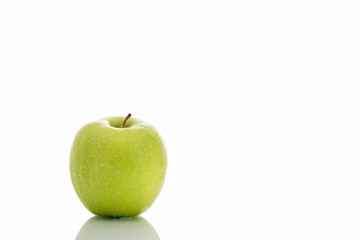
[
  {"x1": 70, "y1": 114, "x2": 167, "y2": 217},
  {"x1": 76, "y1": 216, "x2": 160, "y2": 240}
]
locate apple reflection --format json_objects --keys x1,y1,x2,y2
[{"x1": 76, "y1": 216, "x2": 160, "y2": 240}]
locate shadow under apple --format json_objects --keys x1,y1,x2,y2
[{"x1": 75, "y1": 216, "x2": 160, "y2": 240}]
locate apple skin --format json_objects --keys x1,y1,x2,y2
[{"x1": 70, "y1": 116, "x2": 167, "y2": 217}]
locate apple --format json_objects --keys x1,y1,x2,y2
[
  {"x1": 70, "y1": 114, "x2": 167, "y2": 217},
  {"x1": 76, "y1": 216, "x2": 160, "y2": 240}
]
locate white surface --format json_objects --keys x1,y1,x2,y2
[{"x1": 1, "y1": 1, "x2": 360, "y2": 239}]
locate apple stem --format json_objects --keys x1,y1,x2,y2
[{"x1": 121, "y1": 113, "x2": 132, "y2": 128}]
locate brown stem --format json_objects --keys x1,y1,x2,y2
[{"x1": 121, "y1": 113, "x2": 132, "y2": 128}]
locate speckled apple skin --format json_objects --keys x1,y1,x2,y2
[{"x1": 70, "y1": 116, "x2": 167, "y2": 217}]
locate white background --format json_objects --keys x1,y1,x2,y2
[{"x1": 0, "y1": 0, "x2": 360, "y2": 239}]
